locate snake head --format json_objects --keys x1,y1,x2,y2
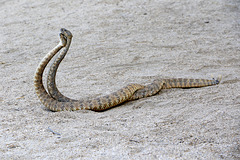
[{"x1": 60, "y1": 28, "x2": 73, "y2": 40}]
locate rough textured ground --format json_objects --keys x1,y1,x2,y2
[{"x1": 0, "y1": 0, "x2": 239, "y2": 159}]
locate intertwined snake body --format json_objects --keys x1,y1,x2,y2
[{"x1": 34, "y1": 28, "x2": 221, "y2": 112}]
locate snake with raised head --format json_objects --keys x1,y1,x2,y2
[
  {"x1": 45, "y1": 28, "x2": 221, "y2": 106},
  {"x1": 34, "y1": 28, "x2": 145, "y2": 111}
]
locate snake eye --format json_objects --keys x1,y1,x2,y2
[{"x1": 60, "y1": 28, "x2": 66, "y2": 32}]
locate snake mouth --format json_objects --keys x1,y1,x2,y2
[
  {"x1": 59, "y1": 33, "x2": 67, "y2": 40},
  {"x1": 60, "y1": 28, "x2": 66, "y2": 37}
]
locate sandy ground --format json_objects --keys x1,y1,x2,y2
[{"x1": 0, "y1": 0, "x2": 239, "y2": 159}]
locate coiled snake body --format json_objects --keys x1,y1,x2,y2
[{"x1": 34, "y1": 28, "x2": 221, "y2": 112}]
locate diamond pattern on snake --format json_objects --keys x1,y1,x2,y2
[{"x1": 34, "y1": 28, "x2": 221, "y2": 112}]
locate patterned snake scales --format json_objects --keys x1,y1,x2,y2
[{"x1": 34, "y1": 28, "x2": 221, "y2": 111}]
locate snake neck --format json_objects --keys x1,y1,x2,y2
[
  {"x1": 47, "y1": 34, "x2": 74, "y2": 102},
  {"x1": 34, "y1": 41, "x2": 64, "y2": 108}
]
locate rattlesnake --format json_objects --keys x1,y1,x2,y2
[
  {"x1": 44, "y1": 28, "x2": 221, "y2": 107},
  {"x1": 34, "y1": 29, "x2": 145, "y2": 111}
]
